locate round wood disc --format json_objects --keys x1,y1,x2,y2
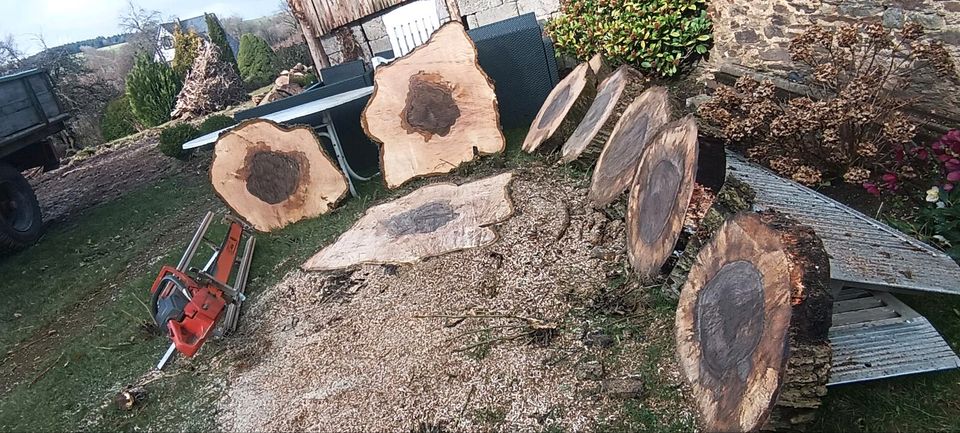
[
  {"x1": 587, "y1": 86, "x2": 671, "y2": 207},
  {"x1": 522, "y1": 61, "x2": 596, "y2": 153},
  {"x1": 210, "y1": 119, "x2": 349, "y2": 232},
  {"x1": 560, "y1": 65, "x2": 644, "y2": 164},
  {"x1": 626, "y1": 115, "x2": 699, "y2": 277},
  {"x1": 675, "y1": 212, "x2": 799, "y2": 432},
  {"x1": 362, "y1": 22, "x2": 505, "y2": 189}
]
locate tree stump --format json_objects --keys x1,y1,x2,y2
[
  {"x1": 675, "y1": 211, "x2": 832, "y2": 432},
  {"x1": 587, "y1": 86, "x2": 671, "y2": 207},
  {"x1": 560, "y1": 65, "x2": 646, "y2": 165},
  {"x1": 522, "y1": 61, "x2": 598, "y2": 153},
  {"x1": 302, "y1": 173, "x2": 514, "y2": 271},
  {"x1": 626, "y1": 115, "x2": 699, "y2": 277},
  {"x1": 362, "y1": 22, "x2": 504, "y2": 189},
  {"x1": 210, "y1": 119, "x2": 349, "y2": 232}
]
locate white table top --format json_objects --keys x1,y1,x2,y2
[{"x1": 182, "y1": 86, "x2": 375, "y2": 150}]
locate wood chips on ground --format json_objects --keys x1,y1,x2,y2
[{"x1": 216, "y1": 166, "x2": 694, "y2": 432}]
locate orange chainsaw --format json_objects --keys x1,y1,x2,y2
[{"x1": 149, "y1": 211, "x2": 256, "y2": 370}]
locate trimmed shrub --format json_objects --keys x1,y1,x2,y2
[
  {"x1": 126, "y1": 54, "x2": 182, "y2": 128},
  {"x1": 237, "y1": 34, "x2": 277, "y2": 90},
  {"x1": 206, "y1": 13, "x2": 239, "y2": 74},
  {"x1": 198, "y1": 114, "x2": 237, "y2": 135},
  {"x1": 172, "y1": 27, "x2": 203, "y2": 78},
  {"x1": 158, "y1": 122, "x2": 200, "y2": 160},
  {"x1": 100, "y1": 95, "x2": 138, "y2": 142},
  {"x1": 548, "y1": 0, "x2": 712, "y2": 77},
  {"x1": 275, "y1": 44, "x2": 313, "y2": 71}
]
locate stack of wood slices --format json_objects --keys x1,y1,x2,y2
[{"x1": 523, "y1": 56, "x2": 833, "y2": 432}]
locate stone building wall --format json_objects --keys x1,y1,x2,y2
[
  {"x1": 706, "y1": 0, "x2": 960, "y2": 123},
  {"x1": 318, "y1": 0, "x2": 561, "y2": 65}
]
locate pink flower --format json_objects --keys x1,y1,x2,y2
[
  {"x1": 945, "y1": 183, "x2": 955, "y2": 191},
  {"x1": 894, "y1": 145, "x2": 905, "y2": 162},
  {"x1": 948, "y1": 171, "x2": 960, "y2": 182},
  {"x1": 863, "y1": 182, "x2": 881, "y2": 196},
  {"x1": 914, "y1": 147, "x2": 929, "y2": 160},
  {"x1": 946, "y1": 158, "x2": 960, "y2": 172},
  {"x1": 938, "y1": 153, "x2": 952, "y2": 163}
]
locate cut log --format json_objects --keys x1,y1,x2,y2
[
  {"x1": 303, "y1": 173, "x2": 514, "y2": 270},
  {"x1": 362, "y1": 22, "x2": 505, "y2": 189},
  {"x1": 675, "y1": 211, "x2": 832, "y2": 433},
  {"x1": 522, "y1": 61, "x2": 598, "y2": 153},
  {"x1": 587, "y1": 86, "x2": 672, "y2": 207},
  {"x1": 626, "y1": 115, "x2": 699, "y2": 277},
  {"x1": 560, "y1": 65, "x2": 645, "y2": 164},
  {"x1": 210, "y1": 119, "x2": 349, "y2": 232},
  {"x1": 588, "y1": 53, "x2": 612, "y2": 82}
]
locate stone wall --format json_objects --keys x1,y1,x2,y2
[
  {"x1": 707, "y1": 0, "x2": 960, "y2": 123},
  {"x1": 318, "y1": 0, "x2": 561, "y2": 64}
]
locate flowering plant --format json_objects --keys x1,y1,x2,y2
[{"x1": 699, "y1": 22, "x2": 958, "y2": 188}]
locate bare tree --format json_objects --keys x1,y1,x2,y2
[
  {"x1": 118, "y1": 0, "x2": 163, "y2": 58},
  {"x1": 0, "y1": 34, "x2": 22, "y2": 74}
]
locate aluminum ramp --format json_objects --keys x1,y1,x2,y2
[
  {"x1": 727, "y1": 152, "x2": 960, "y2": 296},
  {"x1": 828, "y1": 288, "x2": 960, "y2": 386},
  {"x1": 727, "y1": 153, "x2": 960, "y2": 384}
]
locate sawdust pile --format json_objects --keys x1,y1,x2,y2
[
  {"x1": 171, "y1": 41, "x2": 247, "y2": 120},
  {"x1": 216, "y1": 167, "x2": 688, "y2": 431}
]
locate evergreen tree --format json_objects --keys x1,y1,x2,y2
[
  {"x1": 125, "y1": 54, "x2": 182, "y2": 127},
  {"x1": 237, "y1": 33, "x2": 277, "y2": 89},
  {"x1": 205, "y1": 13, "x2": 238, "y2": 74},
  {"x1": 171, "y1": 26, "x2": 202, "y2": 78}
]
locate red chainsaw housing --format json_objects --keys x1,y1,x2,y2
[{"x1": 149, "y1": 266, "x2": 227, "y2": 358}]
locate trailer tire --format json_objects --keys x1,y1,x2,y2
[{"x1": 0, "y1": 163, "x2": 43, "y2": 252}]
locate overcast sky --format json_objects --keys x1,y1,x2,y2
[{"x1": 4, "y1": 0, "x2": 283, "y2": 54}]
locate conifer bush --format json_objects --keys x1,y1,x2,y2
[
  {"x1": 172, "y1": 27, "x2": 202, "y2": 78},
  {"x1": 237, "y1": 34, "x2": 277, "y2": 90},
  {"x1": 125, "y1": 54, "x2": 182, "y2": 128},
  {"x1": 158, "y1": 122, "x2": 199, "y2": 160},
  {"x1": 206, "y1": 13, "x2": 239, "y2": 74},
  {"x1": 100, "y1": 95, "x2": 138, "y2": 142}
]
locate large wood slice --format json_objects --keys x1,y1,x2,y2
[
  {"x1": 560, "y1": 65, "x2": 645, "y2": 164},
  {"x1": 302, "y1": 173, "x2": 514, "y2": 271},
  {"x1": 626, "y1": 115, "x2": 699, "y2": 277},
  {"x1": 362, "y1": 22, "x2": 505, "y2": 189},
  {"x1": 210, "y1": 119, "x2": 349, "y2": 232},
  {"x1": 675, "y1": 211, "x2": 832, "y2": 432},
  {"x1": 587, "y1": 86, "x2": 671, "y2": 207},
  {"x1": 522, "y1": 61, "x2": 597, "y2": 153}
]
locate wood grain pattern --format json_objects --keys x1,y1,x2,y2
[
  {"x1": 675, "y1": 211, "x2": 832, "y2": 432},
  {"x1": 302, "y1": 172, "x2": 514, "y2": 270},
  {"x1": 291, "y1": 0, "x2": 407, "y2": 35},
  {"x1": 362, "y1": 22, "x2": 504, "y2": 189},
  {"x1": 210, "y1": 119, "x2": 349, "y2": 232},
  {"x1": 626, "y1": 115, "x2": 699, "y2": 277},
  {"x1": 560, "y1": 65, "x2": 645, "y2": 164},
  {"x1": 522, "y1": 61, "x2": 597, "y2": 154}
]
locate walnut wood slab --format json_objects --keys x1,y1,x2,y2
[
  {"x1": 210, "y1": 119, "x2": 348, "y2": 232},
  {"x1": 560, "y1": 65, "x2": 645, "y2": 164},
  {"x1": 675, "y1": 211, "x2": 832, "y2": 432},
  {"x1": 522, "y1": 61, "x2": 597, "y2": 153},
  {"x1": 302, "y1": 172, "x2": 514, "y2": 271},
  {"x1": 361, "y1": 22, "x2": 505, "y2": 189}
]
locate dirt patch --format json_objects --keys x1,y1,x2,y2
[
  {"x1": 216, "y1": 167, "x2": 693, "y2": 431},
  {"x1": 31, "y1": 131, "x2": 183, "y2": 223}
]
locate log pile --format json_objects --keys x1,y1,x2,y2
[
  {"x1": 210, "y1": 119, "x2": 348, "y2": 232},
  {"x1": 171, "y1": 41, "x2": 247, "y2": 120},
  {"x1": 254, "y1": 63, "x2": 316, "y2": 106},
  {"x1": 362, "y1": 22, "x2": 505, "y2": 189}
]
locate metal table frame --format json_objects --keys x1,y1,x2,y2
[{"x1": 182, "y1": 86, "x2": 377, "y2": 196}]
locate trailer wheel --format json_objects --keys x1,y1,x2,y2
[{"x1": 0, "y1": 163, "x2": 43, "y2": 252}]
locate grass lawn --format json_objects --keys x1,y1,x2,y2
[{"x1": 0, "y1": 127, "x2": 957, "y2": 431}]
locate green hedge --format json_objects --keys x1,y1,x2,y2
[
  {"x1": 100, "y1": 95, "x2": 138, "y2": 142},
  {"x1": 158, "y1": 123, "x2": 199, "y2": 160},
  {"x1": 206, "y1": 13, "x2": 239, "y2": 74},
  {"x1": 548, "y1": 0, "x2": 712, "y2": 77},
  {"x1": 172, "y1": 27, "x2": 202, "y2": 78}
]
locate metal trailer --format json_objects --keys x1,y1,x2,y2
[{"x1": 0, "y1": 69, "x2": 68, "y2": 252}]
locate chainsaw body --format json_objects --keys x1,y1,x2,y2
[{"x1": 149, "y1": 212, "x2": 255, "y2": 368}]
